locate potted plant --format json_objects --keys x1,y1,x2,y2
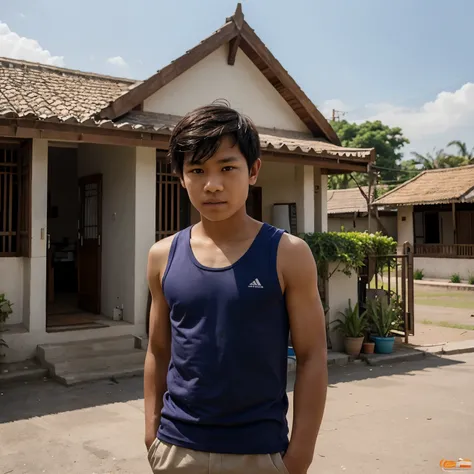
[
  {"x1": 0, "y1": 293, "x2": 13, "y2": 359},
  {"x1": 331, "y1": 299, "x2": 368, "y2": 357},
  {"x1": 366, "y1": 295, "x2": 402, "y2": 354},
  {"x1": 362, "y1": 334, "x2": 375, "y2": 354}
]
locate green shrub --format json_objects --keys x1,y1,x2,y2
[
  {"x1": 414, "y1": 269, "x2": 424, "y2": 280},
  {"x1": 468, "y1": 273, "x2": 474, "y2": 285},
  {"x1": 450, "y1": 273, "x2": 461, "y2": 284}
]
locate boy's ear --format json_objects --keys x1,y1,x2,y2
[
  {"x1": 180, "y1": 177, "x2": 186, "y2": 188},
  {"x1": 249, "y1": 158, "x2": 261, "y2": 185}
]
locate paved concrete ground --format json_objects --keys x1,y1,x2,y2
[{"x1": 1, "y1": 353, "x2": 474, "y2": 473}]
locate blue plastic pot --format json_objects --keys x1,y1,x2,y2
[{"x1": 371, "y1": 336, "x2": 395, "y2": 354}]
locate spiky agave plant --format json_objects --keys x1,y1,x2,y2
[
  {"x1": 366, "y1": 296, "x2": 402, "y2": 337},
  {"x1": 331, "y1": 299, "x2": 369, "y2": 338}
]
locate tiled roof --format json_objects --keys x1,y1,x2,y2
[
  {"x1": 114, "y1": 111, "x2": 374, "y2": 160},
  {"x1": 0, "y1": 58, "x2": 373, "y2": 161},
  {"x1": 374, "y1": 165, "x2": 474, "y2": 206},
  {"x1": 0, "y1": 57, "x2": 136, "y2": 124},
  {"x1": 327, "y1": 187, "x2": 370, "y2": 214},
  {"x1": 327, "y1": 186, "x2": 391, "y2": 214}
]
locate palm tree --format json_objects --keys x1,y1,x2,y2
[
  {"x1": 410, "y1": 148, "x2": 449, "y2": 169},
  {"x1": 447, "y1": 140, "x2": 474, "y2": 164}
]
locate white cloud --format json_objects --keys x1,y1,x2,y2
[
  {"x1": 0, "y1": 22, "x2": 64, "y2": 66},
  {"x1": 323, "y1": 83, "x2": 474, "y2": 156},
  {"x1": 19, "y1": 13, "x2": 26, "y2": 19},
  {"x1": 107, "y1": 56, "x2": 128, "y2": 67}
]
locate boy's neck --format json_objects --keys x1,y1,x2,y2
[{"x1": 197, "y1": 209, "x2": 259, "y2": 242}]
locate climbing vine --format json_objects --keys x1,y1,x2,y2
[{"x1": 301, "y1": 231, "x2": 397, "y2": 281}]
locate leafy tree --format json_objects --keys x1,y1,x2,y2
[{"x1": 328, "y1": 120, "x2": 409, "y2": 189}]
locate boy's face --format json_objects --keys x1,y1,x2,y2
[{"x1": 181, "y1": 135, "x2": 261, "y2": 222}]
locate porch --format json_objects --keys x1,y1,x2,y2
[{"x1": 0, "y1": 138, "x2": 156, "y2": 362}]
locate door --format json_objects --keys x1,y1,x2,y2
[
  {"x1": 424, "y1": 212, "x2": 440, "y2": 244},
  {"x1": 77, "y1": 174, "x2": 102, "y2": 314}
]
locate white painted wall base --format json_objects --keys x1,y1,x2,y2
[
  {"x1": 0, "y1": 258, "x2": 23, "y2": 325},
  {"x1": 414, "y1": 257, "x2": 474, "y2": 281},
  {"x1": 326, "y1": 262, "x2": 359, "y2": 352}
]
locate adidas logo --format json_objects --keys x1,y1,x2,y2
[{"x1": 248, "y1": 278, "x2": 264, "y2": 289}]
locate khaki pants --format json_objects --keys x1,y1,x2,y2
[{"x1": 147, "y1": 438, "x2": 289, "y2": 474}]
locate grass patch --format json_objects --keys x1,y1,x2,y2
[
  {"x1": 421, "y1": 319, "x2": 474, "y2": 331},
  {"x1": 415, "y1": 296, "x2": 474, "y2": 310}
]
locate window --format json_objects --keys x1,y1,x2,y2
[
  {"x1": 0, "y1": 142, "x2": 31, "y2": 257},
  {"x1": 0, "y1": 147, "x2": 20, "y2": 255},
  {"x1": 156, "y1": 156, "x2": 190, "y2": 241}
]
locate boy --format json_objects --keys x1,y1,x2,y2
[{"x1": 144, "y1": 103, "x2": 328, "y2": 474}]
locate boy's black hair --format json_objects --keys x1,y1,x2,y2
[{"x1": 168, "y1": 101, "x2": 261, "y2": 176}]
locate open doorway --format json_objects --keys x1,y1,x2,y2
[{"x1": 46, "y1": 145, "x2": 104, "y2": 332}]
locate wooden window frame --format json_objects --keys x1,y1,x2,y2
[{"x1": 0, "y1": 140, "x2": 31, "y2": 257}]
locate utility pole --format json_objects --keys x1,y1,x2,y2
[
  {"x1": 367, "y1": 164, "x2": 373, "y2": 233},
  {"x1": 331, "y1": 109, "x2": 347, "y2": 122}
]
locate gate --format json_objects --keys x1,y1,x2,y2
[{"x1": 358, "y1": 243, "x2": 415, "y2": 343}]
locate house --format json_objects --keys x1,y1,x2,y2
[
  {"x1": 0, "y1": 4, "x2": 374, "y2": 364},
  {"x1": 373, "y1": 165, "x2": 474, "y2": 280},
  {"x1": 327, "y1": 186, "x2": 397, "y2": 238}
]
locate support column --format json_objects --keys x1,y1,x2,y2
[
  {"x1": 24, "y1": 139, "x2": 48, "y2": 334},
  {"x1": 133, "y1": 147, "x2": 156, "y2": 329},
  {"x1": 314, "y1": 168, "x2": 328, "y2": 233},
  {"x1": 296, "y1": 165, "x2": 315, "y2": 233}
]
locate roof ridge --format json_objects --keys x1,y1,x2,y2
[
  {"x1": 421, "y1": 163, "x2": 474, "y2": 173},
  {"x1": 0, "y1": 56, "x2": 138, "y2": 84}
]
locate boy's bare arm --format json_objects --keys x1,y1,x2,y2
[
  {"x1": 279, "y1": 234, "x2": 328, "y2": 473},
  {"x1": 144, "y1": 240, "x2": 172, "y2": 450}
]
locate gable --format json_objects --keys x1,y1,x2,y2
[{"x1": 143, "y1": 45, "x2": 311, "y2": 134}]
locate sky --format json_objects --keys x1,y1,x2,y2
[{"x1": 1, "y1": 0, "x2": 474, "y2": 159}]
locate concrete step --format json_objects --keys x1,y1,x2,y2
[
  {"x1": 52, "y1": 349, "x2": 146, "y2": 376},
  {"x1": 37, "y1": 335, "x2": 137, "y2": 363},
  {"x1": 36, "y1": 335, "x2": 146, "y2": 386},
  {"x1": 58, "y1": 363, "x2": 144, "y2": 386}
]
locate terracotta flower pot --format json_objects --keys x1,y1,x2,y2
[
  {"x1": 363, "y1": 342, "x2": 375, "y2": 354},
  {"x1": 344, "y1": 337, "x2": 364, "y2": 356}
]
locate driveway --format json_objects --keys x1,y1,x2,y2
[{"x1": 1, "y1": 353, "x2": 474, "y2": 473}]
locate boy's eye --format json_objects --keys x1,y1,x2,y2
[
  {"x1": 190, "y1": 169, "x2": 204, "y2": 174},
  {"x1": 222, "y1": 166, "x2": 235, "y2": 171}
]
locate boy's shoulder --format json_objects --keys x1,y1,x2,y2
[
  {"x1": 148, "y1": 232, "x2": 182, "y2": 273},
  {"x1": 277, "y1": 231, "x2": 315, "y2": 273}
]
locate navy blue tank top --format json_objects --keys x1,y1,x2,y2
[{"x1": 157, "y1": 223, "x2": 290, "y2": 454}]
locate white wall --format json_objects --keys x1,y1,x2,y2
[
  {"x1": 327, "y1": 262, "x2": 359, "y2": 352},
  {"x1": 414, "y1": 257, "x2": 474, "y2": 281},
  {"x1": 0, "y1": 258, "x2": 23, "y2": 325},
  {"x1": 379, "y1": 215, "x2": 398, "y2": 240},
  {"x1": 397, "y1": 206, "x2": 413, "y2": 253},
  {"x1": 328, "y1": 215, "x2": 397, "y2": 239},
  {"x1": 314, "y1": 169, "x2": 328, "y2": 233},
  {"x1": 27, "y1": 139, "x2": 48, "y2": 333},
  {"x1": 78, "y1": 144, "x2": 136, "y2": 321},
  {"x1": 257, "y1": 161, "x2": 298, "y2": 225},
  {"x1": 144, "y1": 46, "x2": 310, "y2": 133},
  {"x1": 133, "y1": 147, "x2": 156, "y2": 329},
  {"x1": 77, "y1": 144, "x2": 156, "y2": 327}
]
